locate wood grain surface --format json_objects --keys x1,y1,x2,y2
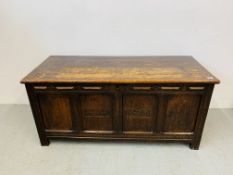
[{"x1": 21, "y1": 56, "x2": 220, "y2": 84}]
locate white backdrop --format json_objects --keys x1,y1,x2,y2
[{"x1": 0, "y1": 0, "x2": 233, "y2": 108}]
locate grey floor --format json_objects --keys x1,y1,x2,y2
[{"x1": 0, "y1": 105, "x2": 233, "y2": 175}]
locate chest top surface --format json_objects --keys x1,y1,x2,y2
[{"x1": 21, "y1": 56, "x2": 220, "y2": 84}]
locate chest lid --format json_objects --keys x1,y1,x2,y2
[{"x1": 21, "y1": 56, "x2": 220, "y2": 84}]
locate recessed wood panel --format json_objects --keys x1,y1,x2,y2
[
  {"x1": 163, "y1": 95, "x2": 201, "y2": 132},
  {"x1": 123, "y1": 95, "x2": 157, "y2": 132},
  {"x1": 80, "y1": 94, "x2": 113, "y2": 131},
  {"x1": 38, "y1": 94, "x2": 72, "y2": 130}
]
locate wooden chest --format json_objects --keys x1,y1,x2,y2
[{"x1": 21, "y1": 56, "x2": 219, "y2": 149}]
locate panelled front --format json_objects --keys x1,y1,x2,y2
[
  {"x1": 37, "y1": 92, "x2": 115, "y2": 133},
  {"x1": 35, "y1": 84, "x2": 205, "y2": 137}
]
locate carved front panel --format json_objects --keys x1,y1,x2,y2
[
  {"x1": 163, "y1": 94, "x2": 201, "y2": 132},
  {"x1": 123, "y1": 95, "x2": 157, "y2": 132},
  {"x1": 80, "y1": 94, "x2": 113, "y2": 131},
  {"x1": 38, "y1": 94, "x2": 72, "y2": 130}
]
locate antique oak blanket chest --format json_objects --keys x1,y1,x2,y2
[{"x1": 21, "y1": 56, "x2": 220, "y2": 149}]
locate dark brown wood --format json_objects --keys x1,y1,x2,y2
[
  {"x1": 80, "y1": 94, "x2": 113, "y2": 132},
  {"x1": 38, "y1": 94, "x2": 72, "y2": 131},
  {"x1": 122, "y1": 94, "x2": 157, "y2": 133},
  {"x1": 21, "y1": 56, "x2": 220, "y2": 149},
  {"x1": 163, "y1": 94, "x2": 201, "y2": 132},
  {"x1": 190, "y1": 85, "x2": 214, "y2": 150},
  {"x1": 26, "y1": 84, "x2": 50, "y2": 145}
]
